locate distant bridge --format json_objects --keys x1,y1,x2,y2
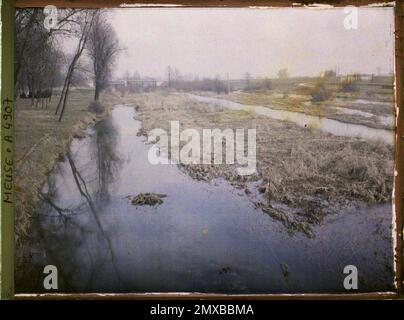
[{"x1": 109, "y1": 79, "x2": 157, "y2": 89}]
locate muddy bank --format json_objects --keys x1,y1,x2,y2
[{"x1": 123, "y1": 92, "x2": 393, "y2": 237}]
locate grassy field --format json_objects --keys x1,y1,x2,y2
[
  {"x1": 15, "y1": 88, "x2": 121, "y2": 251},
  {"x1": 121, "y1": 91, "x2": 394, "y2": 237}
]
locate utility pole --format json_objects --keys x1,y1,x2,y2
[
  {"x1": 167, "y1": 65, "x2": 172, "y2": 88},
  {"x1": 227, "y1": 72, "x2": 230, "y2": 94}
]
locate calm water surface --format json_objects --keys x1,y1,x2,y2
[
  {"x1": 187, "y1": 94, "x2": 394, "y2": 145},
  {"x1": 18, "y1": 106, "x2": 394, "y2": 293}
]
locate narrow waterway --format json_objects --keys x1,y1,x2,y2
[
  {"x1": 186, "y1": 94, "x2": 394, "y2": 145},
  {"x1": 18, "y1": 105, "x2": 394, "y2": 294}
]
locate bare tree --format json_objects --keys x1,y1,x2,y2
[
  {"x1": 167, "y1": 65, "x2": 173, "y2": 88},
  {"x1": 244, "y1": 72, "x2": 251, "y2": 90},
  {"x1": 277, "y1": 68, "x2": 289, "y2": 79},
  {"x1": 55, "y1": 10, "x2": 98, "y2": 122},
  {"x1": 15, "y1": 9, "x2": 84, "y2": 93},
  {"x1": 87, "y1": 11, "x2": 120, "y2": 101},
  {"x1": 18, "y1": 28, "x2": 63, "y2": 109}
]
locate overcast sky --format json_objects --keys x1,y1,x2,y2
[{"x1": 109, "y1": 7, "x2": 394, "y2": 80}]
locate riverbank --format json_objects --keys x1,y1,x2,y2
[
  {"x1": 197, "y1": 90, "x2": 394, "y2": 130},
  {"x1": 16, "y1": 105, "x2": 394, "y2": 293},
  {"x1": 15, "y1": 88, "x2": 121, "y2": 255},
  {"x1": 121, "y1": 91, "x2": 393, "y2": 237}
]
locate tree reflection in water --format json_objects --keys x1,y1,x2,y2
[
  {"x1": 25, "y1": 117, "x2": 123, "y2": 292},
  {"x1": 92, "y1": 118, "x2": 121, "y2": 202}
]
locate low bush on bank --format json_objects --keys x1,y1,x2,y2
[
  {"x1": 310, "y1": 78, "x2": 332, "y2": 102},
  {"x1": 88, "y1": 100, "x2": 105, "y2": 114},
  {"x1": 243, "y1": 79, "x2": 272, "y2": 92},
  {"x1": 340, "y1": 78, "x2": 359, "y2": 93}
]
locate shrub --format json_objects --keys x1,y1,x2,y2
[
  {"x1": 88, "y1": 100, "x2": 105, "y2": 114},
  {"x1": 310, "y1": 78, "x2": 332, "y2": 102},
  {"x1": 340, "y1": 77, "x2": 359, "y2": 93},
  {"x1": 243, "y1": 79, "x2": 272, "y2": 92}
]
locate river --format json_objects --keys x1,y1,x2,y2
[
  {"x1": 186, "y1": 94, "x2": 394, "y2": 145},
  {"x1": 17, "y1": 105, "x2": 394, "y2": 294}
]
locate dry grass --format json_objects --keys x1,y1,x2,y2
[
  {"x1": 123, "y1": 91, "x2": 393, "y2": 237},
  {"x1": 207, "y1": 90, "x2": 393, "y2": 130}
]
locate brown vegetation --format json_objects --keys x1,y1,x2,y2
[
  {"x1": 121, "y1": 92, "x2": 393, "y2": 237},
  {"x1": 130, "y1": 193, "x2": 167, "y2": 206}
]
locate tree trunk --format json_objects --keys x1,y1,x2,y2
[
  {"x1": 55, "y1": 66, "x2": 72, "y2": 115},
  {"x1": 56, "y1": 10, "x2": 97, "y2": 121},
  {"x1": 94, "y1": 83, "x2": 100, "y2": 101},
  {"x1": 58, "y1": 81, "x2": 71, "y2": 122}
]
